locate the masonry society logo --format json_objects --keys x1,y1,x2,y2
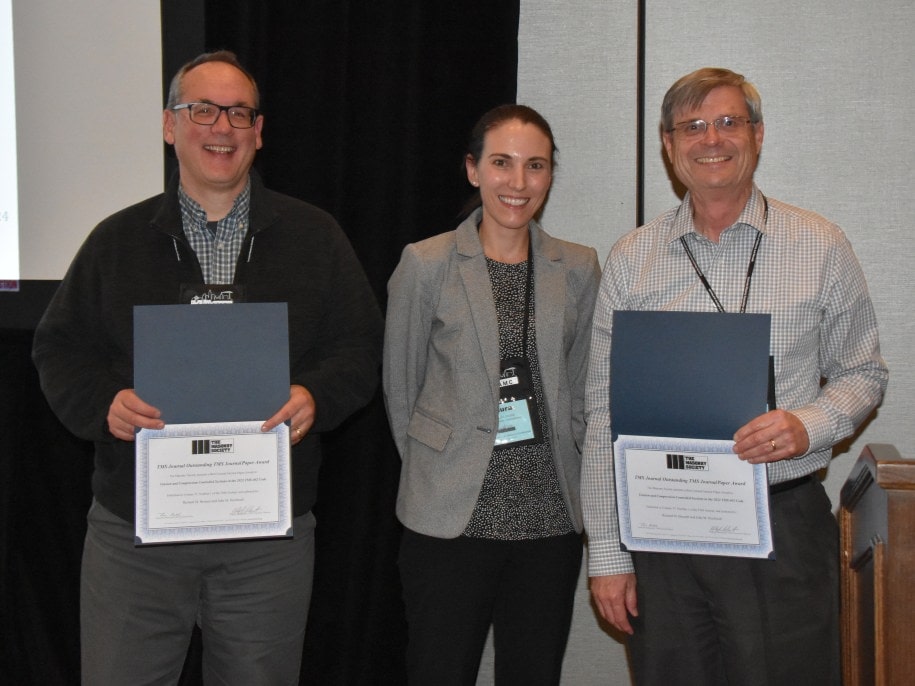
[
  {"x1": 190, "y1": 289, "x2": 234, "y2": 304},
  {"x1": 666, "y1": 453, "x2": 709, "y2": 471},
  {"x1": 191, "y1": 439, "x2": 235, "y2": 455}
]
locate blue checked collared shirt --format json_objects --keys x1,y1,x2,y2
[
  {"x1": 581, "y1": 186, "x2": 888, "y2": 576},
  {"x1": 178, "y1": 181, "x2": 251, "y2": 284}
]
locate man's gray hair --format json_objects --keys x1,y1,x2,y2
[{"x1": 661, "y1": 67, "x2": 762, "y2": 132}]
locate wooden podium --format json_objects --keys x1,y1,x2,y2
[{"x1": 840, "y1": 444, "x2": 915, "y2": 685}]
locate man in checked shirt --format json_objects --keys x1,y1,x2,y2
[{"x1": 581, "y1": 67, "x2": 887, "y2": 685}]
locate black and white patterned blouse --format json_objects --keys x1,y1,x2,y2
[{"x1": 462, "y1": 257, "x2": 574, "y2": 540}]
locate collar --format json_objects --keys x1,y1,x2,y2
[
  {"x1": 667, "y1": 185, "x2": 769, "y2": 244},
  {"x1": 178, "y1": 179, "x2": 251, "y2": 234},
  {"x1": 455, "y1": 207, "x2": 559, "y2": 261},
  {"x1": 155, "y1": 171, "x2": 279, "y2": 240}
]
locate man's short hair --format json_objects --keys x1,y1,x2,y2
[
  {"x1": 661, "y1": 67, "x2": 762, "y2": 133},
  {"x1": 166, "y1": 50, "x2": 260, "y2": 109}
]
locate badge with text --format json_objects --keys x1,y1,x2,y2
[
  {"x1": 179, "y1": 283, "x2": 247, "y2": 304},
  {"x1": 495, "y1": 357, "x2": 543, "y2": 448}
]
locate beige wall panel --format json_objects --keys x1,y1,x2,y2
[{"x1": 517, "y1": 1, "x2": 639, "y2": 264}]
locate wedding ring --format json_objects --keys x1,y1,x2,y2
[{"x1": 770, "y1": 439, "x2": 777, "y2": 452}]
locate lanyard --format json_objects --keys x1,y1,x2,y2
[
  {"x1": 678, "y1": 197, "x2": 767, "y2": 314},
  {"x1": 520, "y1": 239, "x2": 533, "y2": 358}
]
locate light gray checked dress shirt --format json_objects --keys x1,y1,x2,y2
[{"x1": 581, "y1": 186, "x2": 888, "y2": 577}]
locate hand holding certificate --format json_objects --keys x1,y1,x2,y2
[
  {"x1": 133, "y1": 303, "x2": 293, "y2": 545},
  {"x1": 611, "y1": 311, "x2": 774, "y2": 559}
]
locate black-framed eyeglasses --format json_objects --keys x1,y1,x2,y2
[
  {"x1": 668, "y1": 116, "x2": 754, "y2": 139},
  {"x1": 171, "y1": 102, "x2": 259, "y2": 129}
]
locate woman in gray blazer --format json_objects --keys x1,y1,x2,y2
[{"x1": 383, "y1": 105, "x2": 601, "y2": 685}]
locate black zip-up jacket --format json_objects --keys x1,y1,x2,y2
[{"x1": 33, "y1": 172, "x2": 383, "y2": 522}]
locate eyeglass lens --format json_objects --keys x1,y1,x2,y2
[
  {"x1": 185, "y1": 103, "x2": 256, "y2": 128},
  {"x1": 676, "y1": 116, "x2": 749, "y2": 138}
]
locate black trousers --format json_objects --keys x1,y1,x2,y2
[
  {"x1": 628, "y1": 477, "x2": 840, "y2": 686},
  {"x1": 398, "y1": 529, "x2": 582, "y2": 686}
]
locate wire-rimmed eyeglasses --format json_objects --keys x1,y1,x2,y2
[
  {"x1": 171, "y1": 102, "x2": 259, "y2": 129},
  {"x1": 668, "y1": 116, "x2": 755, "y2": 139}
]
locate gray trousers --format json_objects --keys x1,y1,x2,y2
[
  {"x1": 628, "y1": 477, "x2": 840, "y2": 686},
  {"x1": 80, "y1": 500, "x2": 315, "y2": 686}
]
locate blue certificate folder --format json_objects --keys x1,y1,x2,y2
[
  {"x1": 133, "y1": 303, "x2": 289, "y2": 423},
  {"x1": 610, "y1": 311, "x2": 771, "y2": 440}
]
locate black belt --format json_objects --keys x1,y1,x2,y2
[{"x1": 769, "y1": 474, "x2": 812, "y2": 495}]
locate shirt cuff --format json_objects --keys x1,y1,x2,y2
[
  {"x1": 586, "y1": 537, "x2": 635, "y2": 577},
  {"x1": 790, "y1": 404, "x2": 835, "y2": 455}
]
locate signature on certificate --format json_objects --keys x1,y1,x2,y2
[
  {"x1": 156, "y1": 512, "x2": 190, "y2": 520},
  {"x1": 230, "y1": 505, "x2": 265, "y2": 516},
  {"x1": 709, "y1": 525, "x2": 740, "y2": 534},
  {"x1": 638, "y1": 522, "x2": 673, "y2": 532}
]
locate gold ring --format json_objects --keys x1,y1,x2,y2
[
  {"x1": 295, "y1": 427, "x2": 302, "y2": 436},
  {"x1": 770, "y1": 439, "x2": 777, "y2": 452}
]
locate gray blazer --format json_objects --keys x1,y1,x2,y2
[{"x1": 383, "y1": 210, "x2": 601, "y2": 537}]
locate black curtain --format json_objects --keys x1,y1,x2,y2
[
  {"x1": 193, "y1": 3, "x2": 520, "y2": 683},
  {"x1": 0, "y1": 330, "x2": 94, "y2": 684},
  {"x1": 1, "y1": 2, "x2": 519, "y2": 684}
]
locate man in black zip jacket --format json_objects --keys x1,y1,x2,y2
[{"x1": 32, "y1": 51, "x2": 383, "y2": 685}]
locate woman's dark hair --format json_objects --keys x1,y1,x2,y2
[{"x1": 465, "y1": 104, "x2": 557, "y2": 166}]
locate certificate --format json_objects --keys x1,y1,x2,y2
[
  {"x1": 614, "y1": 434, "x2": 773, "y2": 558},
  {"x1": 610, "y1": 311, "x2": 774, "y2": 558},
  {"x1": 135, "y1": 421, "x2": 292, "y2": 545},
  {"x1": 133, "y1": 303, "x2": 292, "y2": 544}
]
